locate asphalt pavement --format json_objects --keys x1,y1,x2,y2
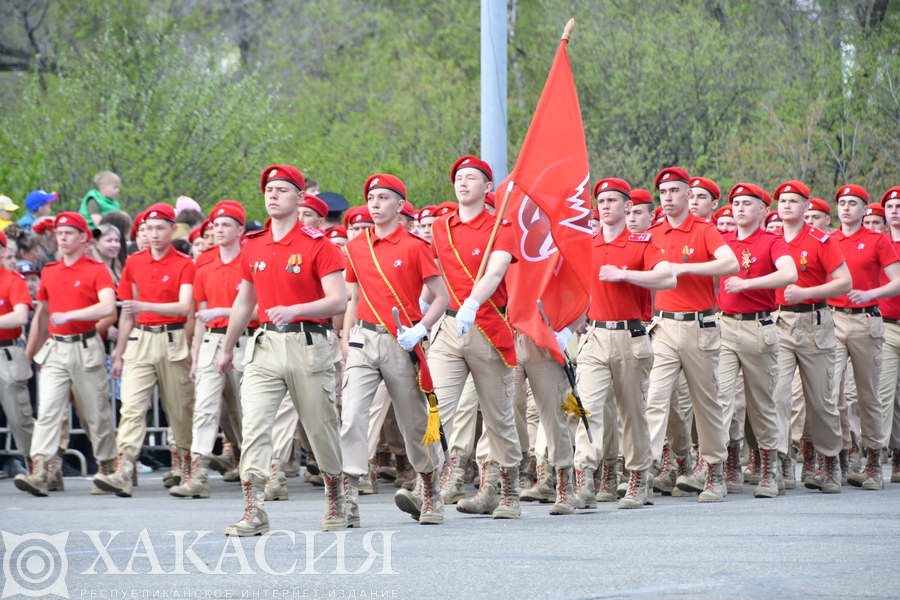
[{"x1": 1, "y1": 470, "x2": 899, "y2": 600}]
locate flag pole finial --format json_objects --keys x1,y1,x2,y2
[{"x1": 562, "y1": 18, "x2": 575, "y2": 41}]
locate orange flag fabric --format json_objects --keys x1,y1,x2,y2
[{"x1": 501, "y1": 36, "x2": 592, "y2": 365}]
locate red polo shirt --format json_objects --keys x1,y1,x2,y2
[
  {"x1": 0, "y1": 268, "x2": 33, "y2": 341},
  {"x1": 829, "y1": 226, "x2": 899, "y2": 308},
  {"x1": 717, "y1": 228, "x2": 790, "y2": 314},
  {"x1": 118, "y1": 247, "x2": 196, "y2": 326},
  {"x1": 38, "y1": 254, "x2": 115, "y2": 335},
  {"x1": 194, "y1": 247, "x2": 261, "y2": 330},
  {"x1": 879, "y1": 232, "x2": 900, "y2": 319},
  {"x1": 776, "y1": 224, "x2": 845, "y2": 306},
  {"x1": 650, "y1": 212, "x2": 727, "y2": 312},
  {"x1": 589, "y1": 228, "x2": 664, "y2": 322},
  {"x1": 345, "y1": 225, "x2": 439, "y2": 325},
  {"x1": 195, "y1": 247, "x2": 218, "y2": 268},
  {"x1": 239, "y1": 220, "x2": 345, "y2": 324},
  {"x1": 430, "y1": 209, "x2": 516, "y2": 309}
]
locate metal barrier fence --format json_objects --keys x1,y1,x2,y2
[{"x1": 0, "y1": 369, "x2": 171, "y2": 476}]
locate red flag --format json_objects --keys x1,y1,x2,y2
[{"x1": 501, "y1": 36, "x2": 592, "y2": 365}]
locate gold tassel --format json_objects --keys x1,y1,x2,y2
[
  {"x1": 421, "y1": 394, "x2": 442, "y2": 446},
  {"x1": 560, "y1": 393, "x2": 590, "y2": 417}
]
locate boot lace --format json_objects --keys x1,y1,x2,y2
[
  {"x1": 421, "y1": 472, "x2": 434, "y2": 514},
  {"x1": 824, "y1": 455, "x2": 840, "y2": 484},
  {"x1": 864, "y1": 451, "x2": 880, "y2": 479},
  {"x1": 324, "y1": 475, "x2": 341, "y2": 518},
  {"x1": 745, "y1": 448, "x2": 759, "y2": 478},
  {"x1": 440, "y1": 456, "x2": 458, "y2": 493},
  {"x1": 240, "y1": 479, "x2": 254, "y2": 521},
  {"x1": 802, "y1": 439, "x2": 817, "y2": 473},
  {"x1": 556, "y1": 469, "x2": 568, "y2": 503},
  {"x1": 658, "y1": 444, "x2": 672, "y2": 477},
  {"x1": 498, "y1": 469, "x2": 512, "y2": 508},
  {"x1": 599, "y1": 463, "x2": 615, "y2": 495},
  {"x1": 625, "y1": 470, "x2": 641, "y2": 498},
  {"x1": 472, "y1": 464, "x2": 490, "y2": 501},
  {"x1": 758, "y1": 451, "x2": 773, "y2": 488},
  {"x1": 725, "y1": 446, "x2": 741, "y2": 485},
  {"x1": 574, "y1": 469, "x2": 585, "y2": 496}
]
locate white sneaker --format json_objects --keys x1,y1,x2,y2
[{"x1": 136, "y1": 461, "x2": 154, "y2": 474}]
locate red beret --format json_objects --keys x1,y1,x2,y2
[
  {"x1": 418, "y1": 205, "x2": 438, "y2": 220},
  {"x1": 630, "y1": 189, "x2": 653, "y2": 206},
  {"x1": 654, "y1": 167, "x2": 690, "y2": 189},
  {"x1": 806, "y1": 198, "x2": 831, "y2": 215},
  {"x1": 401, "y1": 201, "x2": 416, "y2": 218},
  {"x1": 203, "y1": 219, "x2": 214, "y2": 231},
  {"x1": 729, "y1": 183, "x2": 768, "y2": 205},
  {"x1": 866, "y1": 203, "x2": 885, "y2": 218},
  {"x1": 714, "y1": 206, "x2": 734, "y2": 220},
  {"x1": 834, "y1": 184, "x2": 869, "y2": 203},
  {"x1": 765, "y1": 211, "x2": 783, "y2": 226},
  {"x1": 435, "y1": 202, "x2": 458, "y2": 217},
  {"x1": 54, "y1": 212, "x2": 91, "y2": 238},
  {"x1": 364, "y1": 174, "x2": 407, "y2": 201},
  {"x1": 144, "y1": 202, "x2": 177, "y2": 222},
  {"x1": 0, "y1": 230, "x2": 6, "y2": 247},
  {"x1": 774, "y1": 180, "x2": 810, "y2": 201},
  {"x1": 690, "y1": 177, "x2": 720, "y2": 201},
  {"x1": 211, "y1": 202, "x2": 246, "y2": 226},
  {"x1": 593, "y1": 178, "x2": 632, "y2": 200},
  {"x1": 485, "y1": 192, "x2": 496, "y2": 208},
  {"x1": 188, "y1": 228, "x2": 203, "y2": 243},
  {"x1": 326, "y1": 226, "x2": 348, "y2": 239},
  {"x1": 347, "y1": 207, "x2": 374, "y2": 225},
  {"x1": 300, "y1": 195, "x2": 329, "y2": 218},
  {"x1": 761, "y1": 189, "x2": 772, "y2": 206},
  {"x1": 654, "y1": 205, "x2": 665, "y2": 220},
  {"x1": 451, "y1": 155, "x2": 492, "y2": 183},
  {"x1": 261, "y1": 165, "x2": 305, "y2": 193},
  {"x1": 880, "y1": 186, "x2": 900, "y2": 205},
  {"x1": 130, "y1": 210, "x2": 146, "y2": 241}
]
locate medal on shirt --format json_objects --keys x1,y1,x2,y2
[
  {"x1": 741, "y1": 248, "x2": 752, "y2": 275},
  {"x1": 800, "y1": 251, "x2": 808, "y2": 272},
  {"x1": 681, "y1": 245, "x2": 693, "y2": 262},
  {"x1": 286, "y1": 254, "x2": 302, "y2": 274}
]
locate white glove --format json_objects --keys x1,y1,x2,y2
[
  {"x1": 455, "y1": 298, "x2": 480, "y2": 337},
  {"x1": 419, "y1": 299, "x2": 431, "y2": 316},
  {"x1": 554, "y1": 328, "x2": 573, "y2": 355},
  {"x1": 397, "y1": 323, "x2": 427, "y2": 351}
]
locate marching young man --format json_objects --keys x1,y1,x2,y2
[
  {"x1": 216, "y1": 165, "x2": 348, "y2": 536},
  {"x1": 575, "y1": 178, "x2": 676, "y2": 509},
  {"x1": 427, "y1": 155, "x2": 522, "y2": 519},
  {"x1": 341, "y1": 173, "x2": 449, "y2": 526},
  {"x1": 773, "y1": 181, "x2": 850, "y2": 494},
  {"x1": 716, "y1": 185, "x2": 797, "y2": 498},
  {"x1": 644, "y1": 167, "x2": 739, "y2": 503},
  {"x1": 95, "y1": 203, "x2": 196, "y2": 497},
  {"x1": 879, "y1": 186, "x2": 900, "y2": 482},
  {"x1": 828, "y1": 185, "x2": 900, "y2": 490},
  {"x1": 14, "y1": 213, "x2": 117, "y2": 496},
  {"x1": 0, "y1": 230, "x2": 36, "y2": 473},
  {"x1": 170, "y1": 202, "x2": 255, "y2": 499}
]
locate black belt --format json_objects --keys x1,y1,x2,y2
[
  {"x1": 654, "y1": 309, "x2": 716, "y2": 322},
  {"x1": 884, "y1": 318, "x2": 900, "y2": 326},
  {"x1": 446, "y1": 306, "x2": 506, "y2": 318},
  {"x1": 587, "y1": 319, "x2": 643, "y2": 331},
  {"x1": 209, "y1": 327, "x2": 257, "y2": 336},
  {"x1": 261, "y1": 321, "x2": 332, "y2": 335},
  {"x1": 777, "y1": 301, "x2": 828, "y2": 313},
  {"x1": 51, "y1": 329, "x2": 97, "y2": 343},
  {"x1": 135, "y1": 323, "x2": 185, "y2": 333},
  {"x1": 721, "y1": 311, "x2": 772, "y2": 321},
  {"x1": 0, "y1": 340, "x2": 16, "y2": 348},
  {"x1": 830, "y1": 305, "x2": 881, "y2": 316}
]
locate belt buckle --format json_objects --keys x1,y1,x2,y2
[
  {"x1": 673, "y1": 312, "x2": 685, "y2": 321},
  {"x1": 149, "y1": 325, "x2": 163, "y2": 334},
  {"x1": 376, "y1": 324, "x2": 387, "y2": 333},
  {"x1": 276, "y1": 324, "x2": 286, "y2": 333},
  {"x1": 605, "y1": 321, "x2": 616, "y2": 330}
]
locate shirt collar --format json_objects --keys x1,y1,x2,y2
[
  {"x1": 60, "y1": 253, "x2": 88, "y2": 270},
  {"x1": 786, "y1": 223, "x2": 811, "y2": 247},
  {"x1": 594, "y1": 226, "x2": 629, "y2": 247},
  {"x1": 369, "y1": 224, "x2": 406, "y2": 245},
  {"x1": 833, "y1": 225, "x2": 867, "y2": 242},
  {"x1": 269, "y1": 219, "x2": 301, "y2": 246},
  {"x1": 449, "y1": 208, "x2": 491, "y2": 229},
  {"x1": 148, "y1": 246, "x2": 174, "y2": 264}
]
